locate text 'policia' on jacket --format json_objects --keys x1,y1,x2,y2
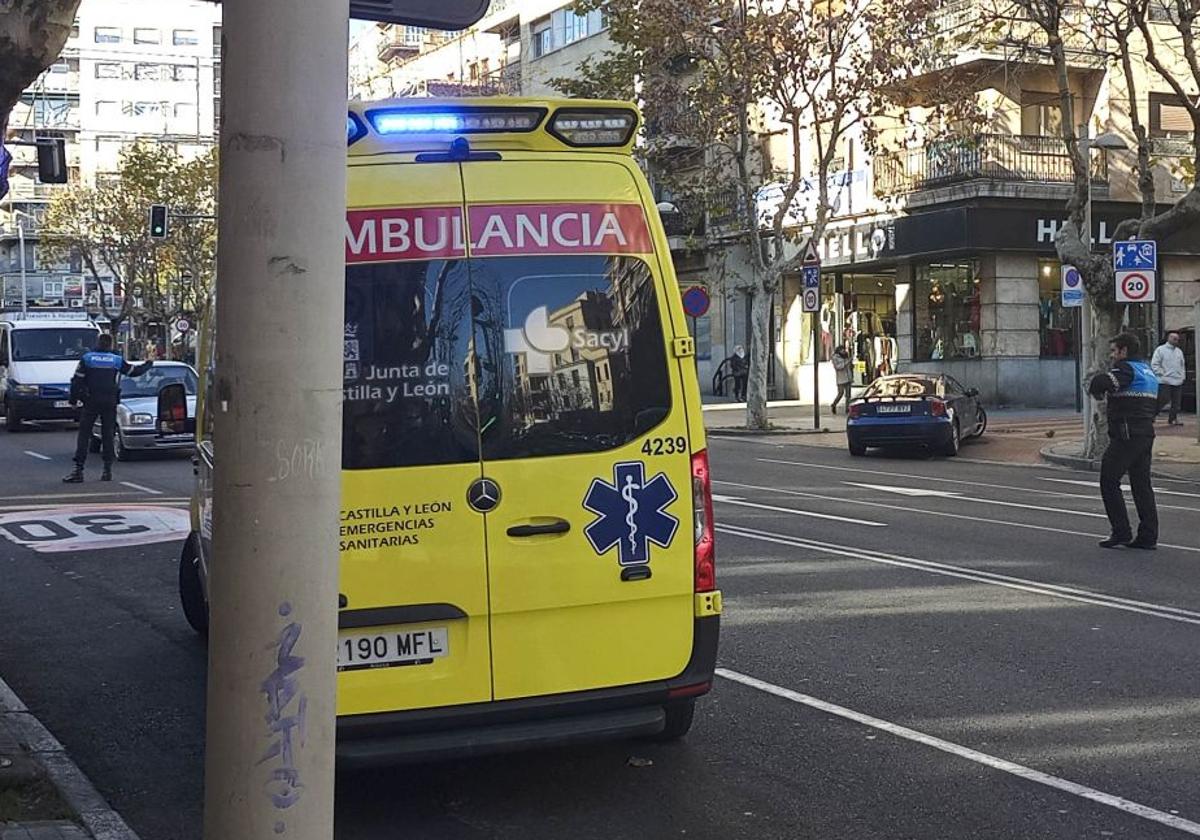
[
  {"x1": 1092, "y1": 359, "x2": 1159, "y2": 438},
  {"x1": 70, "y1": 351, "x2": 150, "y2": 405},
  {"x1": 181, "y1": 97, "x2": 722, "y2": 765}
]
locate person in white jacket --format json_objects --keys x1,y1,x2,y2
[{"x1": 1150, "y1": 331, "x2": 1186, "y2": 425}]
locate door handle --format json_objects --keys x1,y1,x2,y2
[{"x1": 507, "y1": 519, "x2": 571, "y2": 538}]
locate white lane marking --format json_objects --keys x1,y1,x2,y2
[
  {"x1": 0, "y1": 500, "x2": 189, "y2": 513},
  {"x1": 1042, "y1": 477, "x2": 1200, "y2": 499},
  {"x1": 842, "y1": 481, "x2": 1108, "y2": 520},
  {"x1": 717, "y1": 524, "x2": 1200, "y2": 624},
  {"x1": 23, "y1": 451, "x2": 51, "y2": 461},
  {"x1": 0, "y1": 492, "x2": 146, "y2": 502},
  {"x1": 716, "y1": 668, "x2": 1200, "y2": 837},
  {"x1": 713, "y1": 479, "x2": 1200, "y2": 553},
  {"x1": 120, "y1": 481, "x2": 163, "y2": 496},
  {"x1": 712, "y1": 494, "x2": 886, "y2": 527},
  {"x1": 842, "y1": 482, "x2": 958, "y2": 498}
]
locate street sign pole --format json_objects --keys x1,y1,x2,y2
[
  {"x1": 801, "y1": 242, "x2": 821, "y2": 429},
  {"x1": 202, "y1": 1, "x2": 345, "y2": 838}
]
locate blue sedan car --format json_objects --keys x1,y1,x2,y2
[{"x1": 846, "y1": 374, "x2": 987, "y2": 457}]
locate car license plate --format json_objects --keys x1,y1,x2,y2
[
  {"x1": 876, "y1": 404, "x2": 911, "y2": 414},
  {"x1": 54, "y1": 401, "x2": 72, "y2": 408},
  {"x1": 336, "y1": 626, "x2": 449, "y2": 672}
]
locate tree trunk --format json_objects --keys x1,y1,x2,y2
[
  {"x1": 1083, "y1": 304, "x2": 1123, "y2": 459},
  {"x1": 0, "y1": 1, "x2": 80, "y2": 119},
  {"x1": 745, "y1": 282, "x2": 772, "y2": 430}
]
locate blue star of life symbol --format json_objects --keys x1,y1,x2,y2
[{"x1": 583, "y1": 461, "x2": 679, "y2": 567}]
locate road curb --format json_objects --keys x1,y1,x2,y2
[
  {"x1": 1039, "y1": 443, "x2": 1200, "y2": 483},
  {"x1": 0, "y1": 675, "x2": 140, "y2": 840}
]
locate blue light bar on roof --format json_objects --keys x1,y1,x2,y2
[
  {"x1": 365, "y1": 107, "x2": 546, "y2": 136},
  {"x1": 347, "y1": 112, "x2": 368, "y2": 146}
]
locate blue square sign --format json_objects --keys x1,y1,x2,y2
[
  {"x1": 1113, "y1": 240, "x2": 1156, "y2": 271},
  {"x1": 803, "y1": 265, "x2": 820, "y2": 289}
]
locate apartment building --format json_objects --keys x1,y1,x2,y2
[
  {"x1": 742, "y1": 1, "x2": 1200, "y2": 407},
  {"x1": 2, "y1": 0, "x2": 222, "y2": 314}
]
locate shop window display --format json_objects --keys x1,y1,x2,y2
[
  {"x1": 1038, "y1": 259, "x2": 1076, "y2": 358},
  {"x1": 915, "y1": 262, "x2": 981, "y2": 361}
]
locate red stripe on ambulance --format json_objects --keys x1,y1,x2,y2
[{"x1": 345, "y1": 203, "x2": 652, "y2": 263}]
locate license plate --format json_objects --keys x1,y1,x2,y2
[
  {"x1": 336, "y1": 626, "x2": 449, "y2": 672},
  {"x1": 54, "y1": 401, "x2": 73, "y2": 408},
  {"x1": 876, "y1": 404, "x2": 911, "y2": 414}
]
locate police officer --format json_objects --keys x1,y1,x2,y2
[
  {"x1": 64, "y1": 333, "x2": 153, "y2": 483},
  {"x1": 1088, "y1": 332, "x2": 1159, "y2": 549}
]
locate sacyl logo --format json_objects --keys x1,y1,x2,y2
[{"x1": 504, "y1": 306, "x2": 629, "y2": 374}]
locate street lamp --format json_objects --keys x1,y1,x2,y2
[
  {"x1": 1080, "y1": 129, "x2": 1130, "y2": 443},
  {"x1": 7, "y1": 207, "x2": 36, "y2": 316}
]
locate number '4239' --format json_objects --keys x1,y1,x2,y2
[{"x1": 641, "y1": 436, "x2": 688, "y2": 456}]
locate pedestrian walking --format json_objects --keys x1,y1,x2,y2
[
  {"x1": 1150, "y1": 330, "x2": 1186, "y2": 426},
  {"x1": 830, "y1": 346, "x2": 853, "y2": 414},
  {"x1": 1088, "y1": 332, "x2": 1159, "y2": 550},
  {"x1": 729, "y1": 345, "x2": 748, "y2": 402},
  {"x1": 63, "y1": 333, "x2": 153, "y2": 483}
]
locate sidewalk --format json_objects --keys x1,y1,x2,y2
[
  {"x1": 1041, "y1": 415, "x2": 1200, "y2": 482},
  {"x1": 704, "y1": 399, "x2": 1200, "y2": 475},
  {"x1": 0, "y1": 677, "x2": 138, "y2": 840}
]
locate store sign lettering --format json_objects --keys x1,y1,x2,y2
[
  {"x1": 817, "y1": 225, "x2": 895, "y2": 263},
  {"x1": 1036, "y1": 218, "x2": 1115, "y2": 246},
  {"x1": 345, "y1": 203, "x2": 653, "y2": 263}
]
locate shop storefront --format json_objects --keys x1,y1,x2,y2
[{"x1": 779, "y1": 202, "x2": 1200, "y2": 407}]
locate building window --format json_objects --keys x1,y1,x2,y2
[
  {"x1": 43, "y1": 280, "x2": 65, "y2": 298},
  {"x1": 47, "y1": 61, "x2": 70, "y2": 74},
  {"x1": 1150, "y1": 93, "x2": 1194, "y2": 139},
  {"x1": 1149, "y1": 0, "x2": 1177, "y2": 22},
  {"x1": 173, "y1": 29, "x2": 199, "y2": 46},
  {"x1": 95, "y1": 62, "x2": 121, "y2": 79},
  {"x1": 95, "y1": 27, "x2": 121, "y2": 44},
  {"x1": 135, "y1": 63, "x2": 164, "y2": 81},
  {"x1": 133, "y1": 101, "x2": 163, "y2": 117},
  {"x1": 174, "y1": 103, "x2": 197, "y2": 120},
  {"x1": 531, "y1": 19, "x2": 553, "y2": 57},
  {"x1": 1038, "y1": 259, "x2": 1075, "y2": 358},
  {"x1": 914, "y1": 261, "x2": 981, "y2": 361},
  {"x1": 95, "y1": 100, "x2": 119, "y2": 118},
  {"x1": 1020, "y1": 91, "x2": 1068, "y2": 137},
  {"x1": 134, "y1": 28, "x2": 160, "y2": 44},
  {"x1": 174, "y1": 64, "x2": 198, "y2": 82},
  {"x1": 532, "y1": 6, "x2": 605, "y2": 57}
]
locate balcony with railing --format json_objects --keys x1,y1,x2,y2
[
  {"x1": 874, "y1": 134, "x2": 1107, "y2": 202},
  {"x1": 1150, "y1": 136, "x2": 1196, "y2": 158}
]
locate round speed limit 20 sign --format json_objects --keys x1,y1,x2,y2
[
  {"x1": 0, "y1": 505, "x2": 190, "y2": 554},
  {"x1": 1116, "y1": 270, "x2": 1155, "y2": 304}
]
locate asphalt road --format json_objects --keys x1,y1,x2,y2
[{"x1": 2, "y1": 421, "x2": 1200, "y2": 839}]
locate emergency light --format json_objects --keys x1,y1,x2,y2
[
  {"x1": 365, "y1": 107, "x2": 546, "y2": 136},
  {"x1": 548, "y1": 109, "x2": 638, "y2": 147}
]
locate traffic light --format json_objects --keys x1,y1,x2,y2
[
  {"x1": 149, "y1": 204, "x2": 169, "y2": 239},
  {"x1": 36, "y1": 137, "x2": 67, "y2": 184}
]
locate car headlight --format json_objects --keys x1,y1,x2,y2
[
  {"x1": 12, "y1": 384, "x2": 39, "y2": 396},
  {"x1": 130, "y1": 412, "x2": 154, "y2": 426}
]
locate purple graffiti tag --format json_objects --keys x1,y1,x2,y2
[{"x1": 259, "y1": 602, "x2": 307, "y2": 823}]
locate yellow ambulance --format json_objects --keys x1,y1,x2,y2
[{"x1": 180, "y1": 98, "x2": 721, "y2": 764}]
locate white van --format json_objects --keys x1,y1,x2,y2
[{"x1": 0, "y1": 315, "x2": 101, "y2": 431}]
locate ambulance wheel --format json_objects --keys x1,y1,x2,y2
[
  {"x1": 179, "y1": 534, "x2": 209, "y2": 637},
  {"x1": 655, "y1": 700, "x2": 696, "y2": 741}
]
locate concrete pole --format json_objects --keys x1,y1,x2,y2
[
  {"x1": 17, "y1": 220, "x2": 27, "y2": 315},
  {"x1": 202, "y1": 0, "x2": 346, "y2": 838},
  {"x1": 1081, "y1": 135, "x2": 1093, "y2": 446}
]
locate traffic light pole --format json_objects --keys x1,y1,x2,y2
[{"x1": 203, "y1": 0, "x2": 347, "y2": 838}]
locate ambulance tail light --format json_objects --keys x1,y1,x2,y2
[
  {"x1": 366, "y1": 106, "x2": 545, "y2": 136},
  {"x1": 548, "y1": 108, "x2": 638, "y2": 147},
  {"x1": 692, "y1": 449, "x2": 716, "y2": 593}
]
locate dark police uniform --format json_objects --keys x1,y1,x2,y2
[
  {"x1": 69, "y1": 350, "x2": 153, "y2": 475},
  {"x1": 1088, "y1": 358, "x2": 1159, "y2": 546}
]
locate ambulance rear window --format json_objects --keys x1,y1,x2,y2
[
  {"x1": 473, "y1": 254, "x2": 672, "y2": 460},
  {"x1": 341, "y1": 254, "x2": 673, "y2": 469}
]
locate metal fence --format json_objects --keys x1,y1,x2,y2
[{"x1": 874, "y1": 134, "x2": 1107, "y2": 196}]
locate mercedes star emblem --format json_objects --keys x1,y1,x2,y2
[{"x1": 467, "y1": 478, "x2": 501, "y2": 513}]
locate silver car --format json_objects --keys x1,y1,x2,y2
[{"x1": 91, "y1": 361, "x2": 199, "y2": 460}]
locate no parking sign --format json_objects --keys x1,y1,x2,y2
[{"x1": 1060, "y1": 265, "x2": 1083, "y2": 307}]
